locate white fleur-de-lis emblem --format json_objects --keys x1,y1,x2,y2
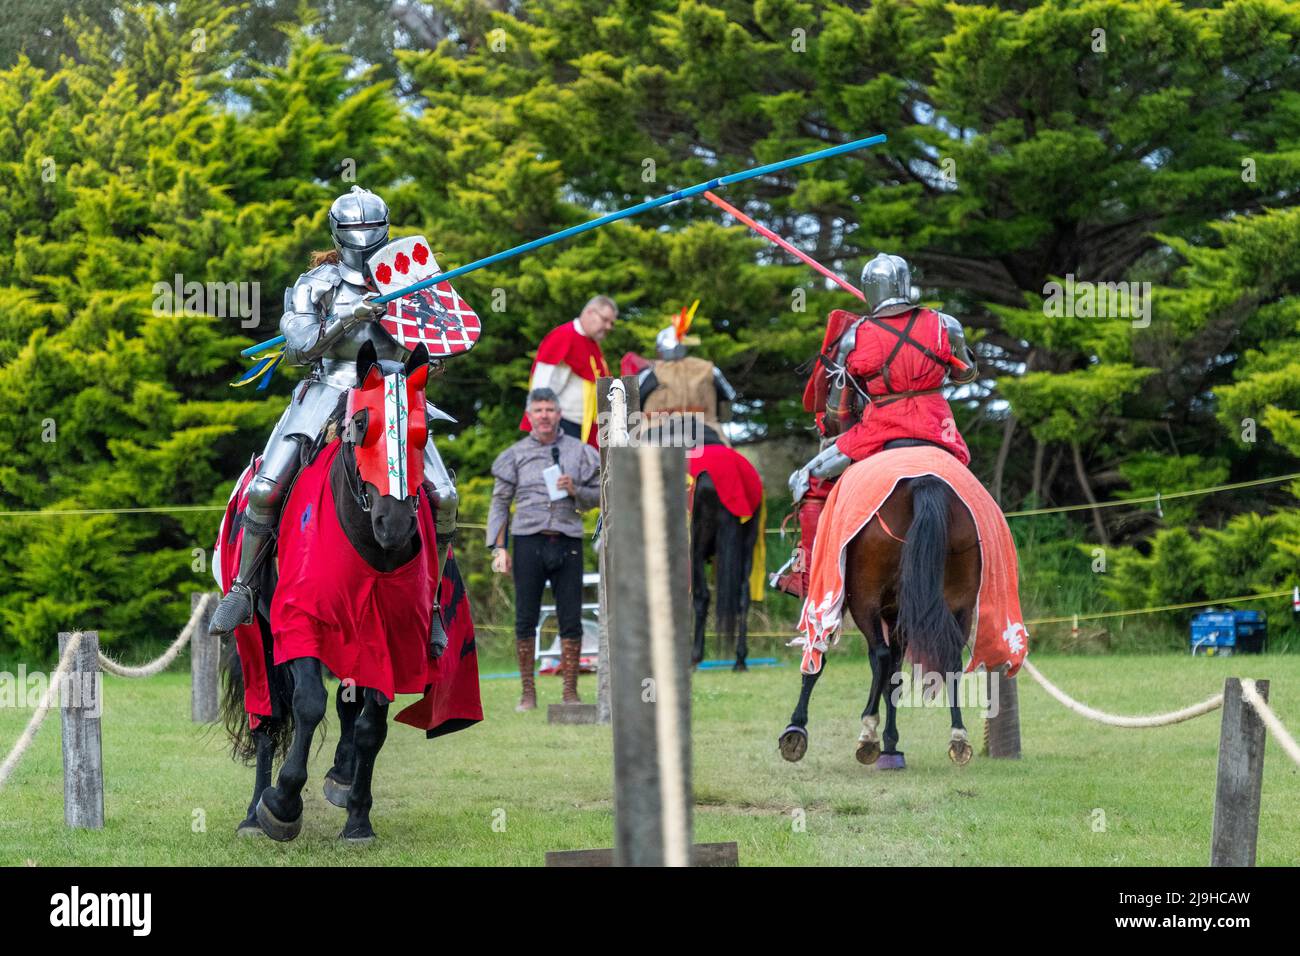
[{"x1": 1001, "y1": 619, "x2": 1027, "y2": 654}]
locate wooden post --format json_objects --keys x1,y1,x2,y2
[
  {"x1": 983, "y1": 666, "x2": 1021, "y2": 758},
  {"x1": 608, "y1": 444, "x2": 692, "y2": 866},
  {"x1": 58, "y1": 631, "x2": 104, "y2": 830},
  {"x1": 190, "y1": 592, "x2": 219, "y2": 723},
  {"x1": 1211, "y1": 677, "x2": 1269, "y2": 866},
  {"x1": 596, "y1": 374, "x2": 639, "y2": 726}
]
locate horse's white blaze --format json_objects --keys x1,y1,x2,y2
[{"x1": 382, "y1": 370, "x2": 408, "y2": 497}]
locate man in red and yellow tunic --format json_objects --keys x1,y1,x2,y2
[
  {"x1": 774, "y1": 253, "x2": 978, "y2": 598},
  {"x1": 520, "y1": 295, "x2": 618, "y2": 447}
]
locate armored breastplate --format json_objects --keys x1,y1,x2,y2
[{"x1": 317, "y1": 279, "x2": 408, "y2": 389}]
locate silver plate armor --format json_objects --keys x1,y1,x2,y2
[
  {"x1": 248, "y1": 261, "x2": 458, "y2": 533},
  {"x1": 938, "y1": 311, "x2": 978, "y2": 385}
]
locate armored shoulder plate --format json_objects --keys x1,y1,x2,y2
[
  {"x1": 937, "y1": 311, "x2": 978, "y2": 384},
  {"x1": 712, "y1": 365, "x2": 737, "y2": 402},
  {"x1": 286, "y1": 263, "x2": 341, "y2": 315}
]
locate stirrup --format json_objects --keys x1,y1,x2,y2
[{"x1": 428, "y1": 604, "x2": 449, "y2": 658}]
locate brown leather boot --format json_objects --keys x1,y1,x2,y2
[
  {"x1": 515, "y1": 640, "x2": 537, "y2": 712},
  {"x1": 560, "y1": 639, "x2": 581, "y2": 704}
]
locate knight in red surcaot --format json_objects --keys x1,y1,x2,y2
[{"x1": 773, "y1": 252, "x2": 978, "y2": 598}]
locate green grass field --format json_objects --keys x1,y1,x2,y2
[{"x1": 2, "y1": 651, "x2": 1297, "y2": 866}]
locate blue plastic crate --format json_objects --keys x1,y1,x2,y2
[{"x1": 1190, "y1": 609, "x2": 1267, "y2": 656}]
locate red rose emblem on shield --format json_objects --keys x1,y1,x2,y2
[
  {"x1": 394, "y1": 252, "x2": 410, "y2": 275},
  {"x1": 375, "y1": 262, "x2": 392, "y2": 285},
  {"x1": 412, "y1": 243, "x2": 429, "y2": 266}
]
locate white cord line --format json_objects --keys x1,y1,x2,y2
[
  {"x1": 640, "y1": 445, "x2": 689, "y2": 866},
  {"x1": 1241, "y1": 679, "x2": 1300, "y2": 768},
  {"x1": 96, "y1": 592, "x2": 215, "y2": 678},
  {"x1": 0, "y1": 632, "x2": 84, "y2": 790},
  {"x1": 1021, "y1": 659, "x2": 1223, "y2": 727}
]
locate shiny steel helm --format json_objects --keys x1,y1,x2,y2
[
  {"x1": 860, "y1": 253, "x2": 919, "y2": 317},
  {"x1": 329, "y1": 186, "x2": 390, "y2": 276},
  {"x1": 655, "y1": 325, "x2": 687, "y2": 361}
]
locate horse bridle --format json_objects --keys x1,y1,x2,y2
[{"x1": 340, "y1": 434, "x2": 419, "y2": 517}]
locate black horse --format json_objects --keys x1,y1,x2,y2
[
  {"x1": 219, "y1": 341, "x2": 444, "y2": 843},
  {"x1": 690, "y1": 468, "x2": 759, "y2": 670}
]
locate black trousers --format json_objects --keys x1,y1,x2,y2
[{"x1": 513, "y1": 533, "x2": 585, "y2": 643}]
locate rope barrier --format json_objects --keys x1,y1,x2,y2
[
  {"x1": 95, "y1": 593, "x2": 216, "y2": 678},
  {"x1": 3, "y1": 470, "x2": 1296, "y2": 528},
  {"x1": 1019, "y1": 659, "x2": 1223, "y2": 727},
  {"x1": 477, "y1": 585, "x2": 1292, "y2": 640},
  {"x1": 763, "y1": 470, "x2": 1300, "y2": 531},
  {"x1": 1024, "y1": 588, "x2": 1293, "y2": 627},
  {"x1": 0, "y1": 595, "x2": 215, "y2": 790},
  {"x1": 1240, "y1": 678, "x2": 1300, "y2": 769},
  {"x1": 0, "y1": 631, "x2": 83, "y2": 790}
]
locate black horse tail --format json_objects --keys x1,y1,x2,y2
[
  {"x1": 219, "y1": 619, "x2": 294, "y2": 764},
  {"x1": 896, "y1": 476, "x2": 965, "y2": 677}
]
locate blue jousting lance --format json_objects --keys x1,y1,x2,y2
[{"x1": 241, "y1": 133, "x2": 887, "y2": 358}]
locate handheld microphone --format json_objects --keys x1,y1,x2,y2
[{"x1": 551, "y1": 446, "x2": 561, "y2": 466}]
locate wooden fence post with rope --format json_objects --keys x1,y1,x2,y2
[
  {"x1": 606, "y1": 442, "x2": 694, "y2": 865},
  {"x1": 57, "y1": 630, "x2": 104, "y2": 830},
  {"x1": 595, "y1": 374, "x2": 639, "y2": 726},
  {"x1": 1210, "y1": 677, "x2": 1269, "y2": 867}
]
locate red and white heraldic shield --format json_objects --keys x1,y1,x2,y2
[{"x1": 367, "y1": 236, "x2": 482, "y2": 357}]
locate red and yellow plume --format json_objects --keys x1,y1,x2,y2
[{"x1": 673, "y1": 299, "x2": 700, "y2": 342}]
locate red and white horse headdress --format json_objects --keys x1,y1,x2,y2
[{"x1": 346, "y1": 343, "x2": 430, "y2": 499}]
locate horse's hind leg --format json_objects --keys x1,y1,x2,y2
[
  {"x1": 855, "y1": 614, "x2": 891, "y2": 766},
  {"x1": 778, "y1": 661, "x2": 824, "y2": 762},
  {"x1": 237, "y1": 725, "x2": 275, "y2": 837},
  {"x1": 324, "y1": 681, "x2": 361, "y2": 808},
  {"x1": 732, "y1": 519, "x2": 756, "y2": 672},
  {"x1": 691, "y1": 538, "x2": 710, "y2": 666},
  {"x1": 256, "y1": 657, "x2": 326, "y2": 842},
  {"x1": 947, "y1": 607, "x2": 974, "y2": 766},
  {"x1": 876, "y1": 639, "x2": 906, "y2": 770},
  {"x1": 341, "y1": 688, "x2": 390, "y2": 844}
]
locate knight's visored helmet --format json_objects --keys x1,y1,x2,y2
[
  {"x1": 329, "y1": 186, "x2": 390, "y2": 274},
  {"x1": 655, "y1": 299, "x2": 700, "y2": 361},
  {"x1": 655, "y1": 325, "x2": 686, "y2": 361},
  {"x1": 860, "y1": 253, "x2": 919, "y2": 317}
]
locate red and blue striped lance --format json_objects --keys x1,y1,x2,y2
[{"x1": 241, "y1": 134, "x2": 887, "y2": 358}]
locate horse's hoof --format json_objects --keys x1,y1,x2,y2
[
  {"x1": 855, "y1": 739, "x2": 881, "y2": 766},
  {"x1": 236, "y1": 815, "x2": 266, "y2": 838},
  {"x1": 732, "y1": 660, "x2": 748, "y2": 672},
  {"x1": 339, "y1": 824, "x2": 376, "y2": 845},
  {"x1": 949, "y1": 739, "x2": 973, "y2": 766},
  {"x1": 778, "y1": 725, "x2": 808, "y2": 762},
  {"x1": 323, "y1": 773, "x2": 351, "y2": 809},
  {"x1": 255, "y1": 793, "x2": 303, "y2": 842},
  {"x1": 876, "y1": 752, "x2": 906, "y2": 771}
]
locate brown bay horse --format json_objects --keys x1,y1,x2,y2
[{"x1": 777, "y1": 467, "x2": 982, "y2": 769}]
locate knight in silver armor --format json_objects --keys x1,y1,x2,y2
[
  {"x1": 210, "y1": 186, "x2": 460, "y2": 635},
  {"x1": 788, "y1": 252, "x2": 977, "y2": 503}
]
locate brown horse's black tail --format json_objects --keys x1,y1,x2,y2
[{"x1": 897, "y1": 476, "x2": 965, "y2": 676}]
